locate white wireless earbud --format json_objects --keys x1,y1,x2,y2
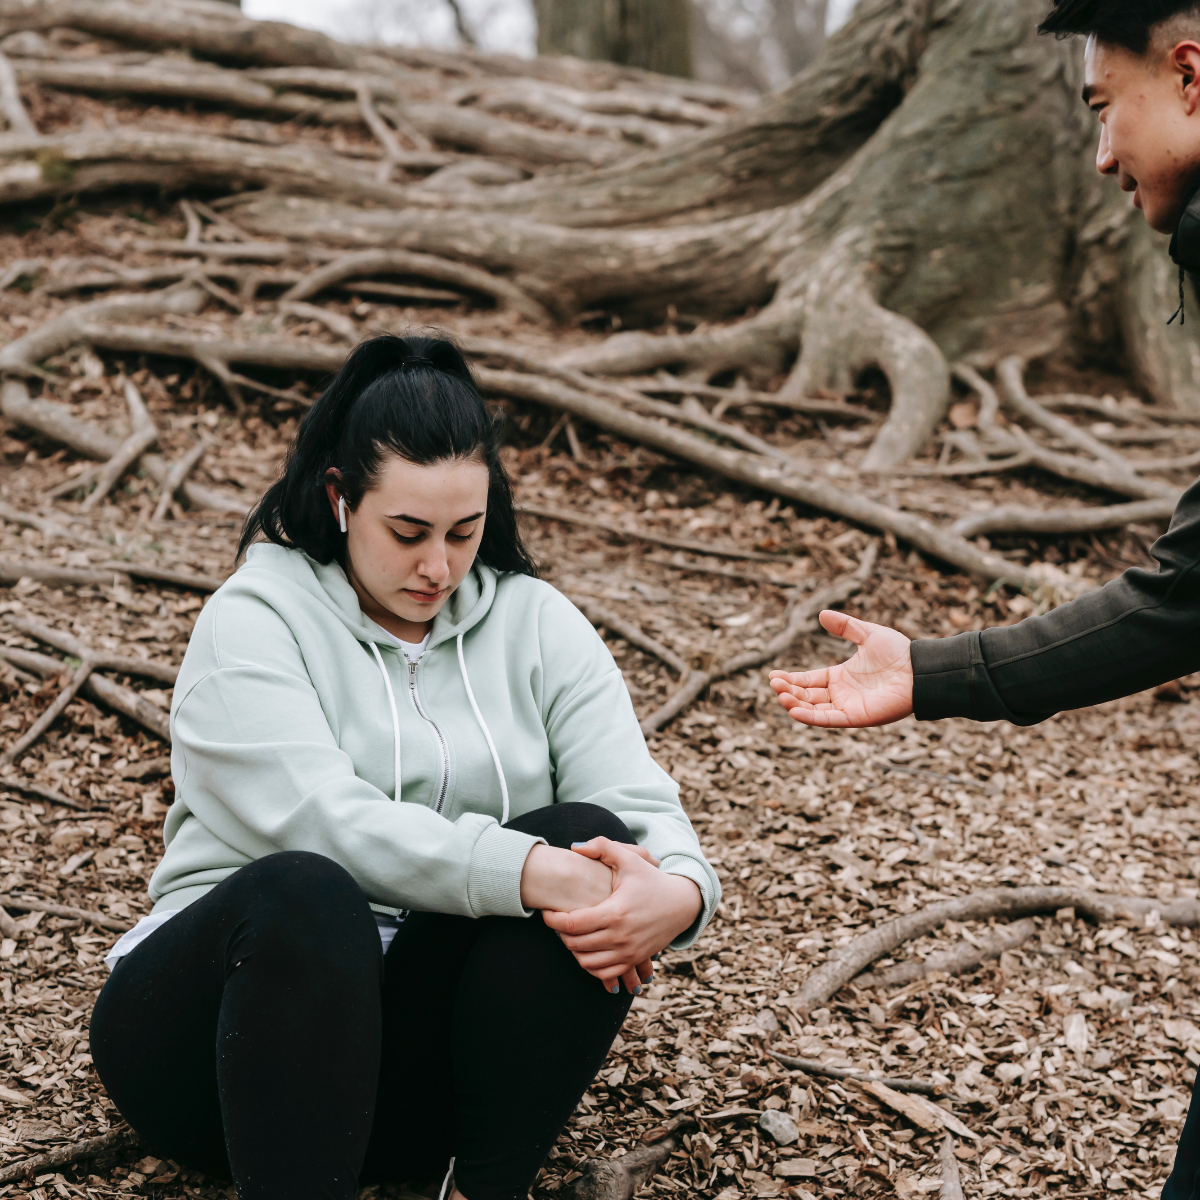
[{"x1": 338, "y1": 496, "x2": 348, "y2": 533}]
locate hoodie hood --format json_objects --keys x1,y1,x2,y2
[{"x1": 241, "y1": 542, "x2": 497, "y2": 652}]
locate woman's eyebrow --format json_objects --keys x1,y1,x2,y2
[{"x1": 386, "y1": 511, "x2": 485, "y2": 526}]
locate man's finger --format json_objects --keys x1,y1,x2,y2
[
  {"x1": 819, "y1": 610, "x2": 871, "y2": 645},
  {"x1": 785, "y1": 703, "x2": 854, "y2": 728},
  {"x1": 769, "y1": 669, "x2": 831, "y2": 690},
  {"x1": 776, "y1": 686, "x2": 833, "y2": 709}
]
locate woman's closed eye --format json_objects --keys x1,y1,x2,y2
[{"x1": 390, "y1": 525, "x2": 478, "y2": 545}]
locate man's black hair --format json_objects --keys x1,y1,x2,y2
[{"x1": 1040, "y1": 0, "x2": 1200, "y2": 54}]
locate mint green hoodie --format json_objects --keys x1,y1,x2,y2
[{"x1": 151, "y1": 543, "x2": 719, "y2": 948}]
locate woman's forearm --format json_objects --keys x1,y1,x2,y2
[{"x1": 520, "y1": 844, "x2": 612, "y2": 911}]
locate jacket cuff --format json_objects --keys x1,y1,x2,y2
[
  {"x1": 466, "y1": 823, "x2": 546, "y2": 918},
  {"x1": 910, "y1": 632, "x2": 1019, "y2": 723},
  {"x1": 658, "y1": 853, "x2": 718, "y2": 950}
]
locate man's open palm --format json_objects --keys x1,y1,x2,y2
[{"x1": 769, "y1": 611, "x2": 914, "y2": 728}]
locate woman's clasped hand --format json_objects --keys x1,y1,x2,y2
[{"x1": 520, "y1": 838, "x2": 702, "y2": 996}]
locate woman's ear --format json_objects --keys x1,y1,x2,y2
[{"x1": 324, "y1": 470, "x2": 345, "y2": 529}]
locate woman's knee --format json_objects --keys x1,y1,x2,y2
[
  {"x1": 505, "y1": 802, "x2": 634, "y2": 849},
  {"x1": 222, "y1": 851, "x2": 376, "y2": 959}
]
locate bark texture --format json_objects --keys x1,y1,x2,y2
[{"x1": 534, "y1": 0, "x2": 693, "y2": 79}]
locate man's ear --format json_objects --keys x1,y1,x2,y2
[{"x1": 1175, "y1": 41, "x2": 1200, "y2": 115}]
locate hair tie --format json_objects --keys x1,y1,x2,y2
[{"x1": 400, "y1": 357, "x2": 436, "y2": 371}]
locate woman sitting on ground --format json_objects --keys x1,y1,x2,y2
[{"x1": 89, "y1": 334, "x2": 719, "y2": 1200}]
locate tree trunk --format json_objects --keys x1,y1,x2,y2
[{"x1": 534, "y1": 0, "x2": 694, "y2": 79}]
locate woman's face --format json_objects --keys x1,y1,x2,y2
[{"x1": 327, "y1": 452, "x2": 490, "y2": 642}]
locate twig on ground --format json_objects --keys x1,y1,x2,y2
[
  {"x1": 280, "y1": 300, "x2": 358, "y2": 342},
  {"x1": 0, "y1": 49, "x2": 35, "y2": 136},
  {"x1": 94, "y1": 561, "x2": 225, "y2": 592},
  {"x1": 152, "y1": 439, "x2": 211, "y2": 522},
  {"x1": 0, "y1": 893, "x2": 132, "y2": 933},
  {"x1": 80, "y1": 379, "x2": 158, "y2": 511},
  {"x1": 0, "y1": 645, "x2": 171, "y2": 741},
  {"x1": 179, "y1": 198, "x2": 202, "y2": 246},
  {"x1": 854, "y1": 918, "x2": 1037, "y2": 989},
  {"x1": 792, "y1": 886, "x2": 1200, "y2": 1015},
  {"x1": 769, "y1": 1052, "x2": 943, "y2": 1097},
  {"x1": 0, "y1": 657, "x2": 94, "y2": 767},
  {"x1": 940, "y1": 1133, "x2": 965, "y2": 1200},
  {"x1": 949, "y1": 497, "x2": 1177, "y2": 540},
  {"x1": 647, "y1": 554, "x2": 798, "y2": 588},
  {"x1": 0, "y1": 1127, "x2": 139, "y2": 1185},
  {"x1": 0, "y1": 559, "x2": 132, "y2": 589},
  {"x1": 0, "y1": 775, "x2": 87, "y2": 810},
  {"x1": 627, "y1": 375, "x2": 873, "y2": 420},
  {"x1": 0, "y1": 256, "x2": 43, "y2": 290},
  {"x1": 567, "y1": 596, "x2": 691, "y2": 678}
]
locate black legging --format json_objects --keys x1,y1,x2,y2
[{"x1": 90, "y1": 802, "x2": 637, "y2": 1200}]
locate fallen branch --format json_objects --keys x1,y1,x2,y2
[
  {"x1": 853, "y1": 918, "x2": 1037, "y2": 989},
  {"x1": 6, "y1": 616, "x2": 179, "y2": 684},
  {"x1": 791, "y1": 887, "x2": 1200, "y2": 1015},
  {"x1": 940, "y1": 1134, "x2": 965, "y2": 1200},
  {"x1": 0, "y1": 774, "x2": 85, "y2": 809},
  {"x1": 0, "y1": 893, "x2": 132, "y2": 933},
  {"x1": 153, "y1": 438, "x2": 210, "y2": 522},
  {"x1": 80, "y1": 379, "x2": 157, "y2": 511},
  {"x1": 0, "y1": 657, "x2": 93, "y2": 767},
  {"x1": 0, "y1": 1127, "x2": 139, "y2": 1186},
  {"x1": 639, "y1": 544, "x2": 877, "y2": 733},
  {"x1": 628, "y1": 376, "x2": 874, "y2": 420},
  {"x1": 0, "y1": 559, "x2": 131, "y2": 589},
  {"x1": 949, "y1": 498, "x2": 1176, "y2": 541},
  {"x1": 567, "y1": 596, "x2": 690, "y2": 678},
  {"x1": 0, "y1": 48, "x2": 34, "y2": 136},
  {"x1": 0, "y1": 645, "x2": 171, "y2": 741},
  {"x1": 855, "y1": 1081, "x2": 976, "y2": 1141},
  {"x1": 769, "y1": 1052, "x2": 942, "y2": 1097},
  {"x1": 0, "y1": 501, "x2": 106, "y2": 548},
  {"x1": 94, "y1": 561, "x2": 224, "y2": 593}
]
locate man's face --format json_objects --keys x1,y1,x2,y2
[{"x1": 1085, "y1": 34, "x2": 1200, "y2": 233}]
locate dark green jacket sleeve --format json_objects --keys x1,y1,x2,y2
[{"x1": 911, "y1": 476, "x2": 1200, "y2": 725}]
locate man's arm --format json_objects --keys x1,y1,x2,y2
[
  {"x1": 771, "y1": 476, "x2": 1200, "y2": 728},
  {"x1": 915, "y1": 475, "x2": 1200, "y2": 724}
]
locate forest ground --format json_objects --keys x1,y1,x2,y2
[{"x1": 0, "y1": 204, "x2": 1198, "y2": 1200}]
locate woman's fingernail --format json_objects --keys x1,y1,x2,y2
[
  {"x1": 633, "y1": 985, "x2": 642, "y2": 995},
  {"x1": 644, "y1": 973, "x2": 655, "y2": 985},
  {"x1": 610, "y1": 982, "x2": 620, "y2": 994},
  {"x1": 572, "y1": 841, "x2": 589, "y2": 849}
]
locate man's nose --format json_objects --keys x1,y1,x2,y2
[{"x1": 1096, "y1": 125, "x2": 1118, "y2": 175}]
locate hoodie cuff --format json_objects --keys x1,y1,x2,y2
[
  {"x1": 911, "y1": 632, "x2": 1019, "y2": 723},
  {"x1": 466, "y1": 822, "x2": 545, "y2": 919},
  {"x1": 658, "y1": 853, "x2": 718, "y2": 950}
]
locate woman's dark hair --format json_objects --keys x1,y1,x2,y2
[
  {"x1": 1040, "y1": 0, "x2": 1200, "y2": 54},
  {"x1": 239, "y1": 333, "x2": 537, "y2": 576}
]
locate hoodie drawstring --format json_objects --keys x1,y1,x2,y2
[
  {"x1": 457, "y1": 632, "x2": 510, "y2": 825},
  {"x1": 369, "y1": 642, "x2": 402, "y2": 801},
  {"x1": 369, "y1": 636, "x2": 509, "y2": 825}
]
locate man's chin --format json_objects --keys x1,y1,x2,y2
[{"x1": 1139, "y1": 197, "x2": 1181, "y2": 235}]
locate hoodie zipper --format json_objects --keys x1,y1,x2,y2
[{"x1": 408, "y1": 655, "x2": 451, "y2": 815}]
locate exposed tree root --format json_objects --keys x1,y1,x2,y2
[
  {"x1": 282, "y1": 248, "x2": 550, "y2": 322},
  {"x1": 7, "y1": 616, "x2": 179, "y2": 684},
  {"x1": 793, "y1": 887, "x2": 1200, "y2": 1016},
  {"x1": 853, "y1": 918, "x2": 1037, "y2": 989},
  {"x1": 949, "y1": 498, "x2": 1178, "y2": 541},
  {"x1": 0, "y1": 1127, "x2": 138, "y2": 1186}
]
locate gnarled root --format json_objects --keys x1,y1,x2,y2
[{"x1": 778, "y1": 239, "x2": 951, "y2": 470}]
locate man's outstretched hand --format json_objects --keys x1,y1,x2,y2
[{"x1": 769, "y1": 610, "x2": 914, "y2": 728}]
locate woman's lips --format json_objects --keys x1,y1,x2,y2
[{"x1": 404, "y1": 588, "x2": 445, "y2": 604}]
